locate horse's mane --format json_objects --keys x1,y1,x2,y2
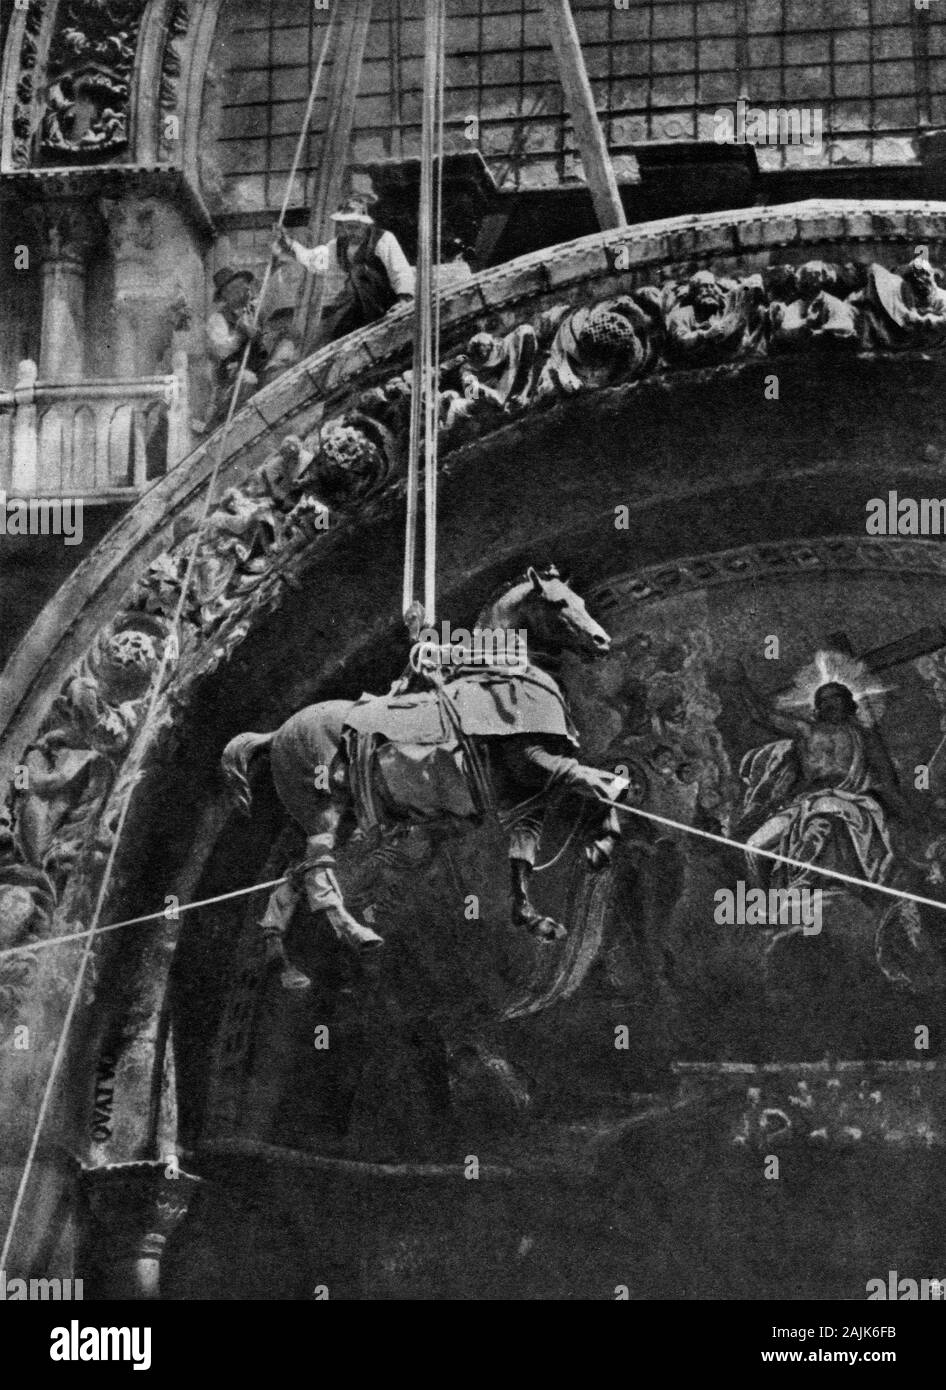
[{"x1": 474, "y1": 564, "x2": 565, "y2": 627}]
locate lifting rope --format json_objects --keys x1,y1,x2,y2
[
  {"x1": 403, "y1": 0, "x2": 447, "y2": 628},
  {"x1": 0, "y1": 16, "x2": 337, "y2": 1273}
]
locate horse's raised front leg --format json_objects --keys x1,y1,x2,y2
[
  {"x1": 585, "y1": 801, "x2": 624, "y2": 871},
  {"x1": 498, "y1": 737, "x2": 631, "y2": 942},
  {"x1": 508, "y1": 814, "x2": 567, "y2": 944}
]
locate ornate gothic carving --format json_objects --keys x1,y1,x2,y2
[
  {"x1": 37, "y1": 0, "x2": 145, "y2": 165},
  {"x1": 6, "y1": 614, "x2": 170, "y2": 910},
  {"x1": 157, "y1": 0, "x2": 190, "y2": 162},
  {"x1": 10, "y1": 0, "x2": 48, "y2": 168},
  {"x1": 442, "y1": 250, "x2": 946, "y2": 434},
  {"x1": 592, "y1": 535, "x2": 946, "y2": 611},
  {"x1": 663, "y1": 270, "x2": 768, "y2": 366}
]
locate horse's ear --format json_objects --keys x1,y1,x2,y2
[{"x1": 527, "y1": 566, "x2": 544, "y2": 595}]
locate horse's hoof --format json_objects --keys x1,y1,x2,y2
[
  {"x1": 328, "y1": 909, "x2": 385, "y2": 953},
  {"x1": 344, "y1": 924, "x2": 385, "y2": 954},
  {"x1": 585, "y1": 839, "x2": 614, "y2": 871},
  {"x1": 280, "y1": 964, "x2": 312, "y2": 991}
]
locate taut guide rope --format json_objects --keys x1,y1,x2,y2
[
  {"x1": 5, "y1": 792, "x2": 946, "y2": 971},
  {"x1": 0, "y1": 14, "x2": 338, "y2": 1272}
]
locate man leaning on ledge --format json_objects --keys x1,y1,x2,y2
[{"x1": 273, "y1": 194, "x2": 414, "y2": 349}]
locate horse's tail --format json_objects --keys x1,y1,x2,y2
[{"x1": 221, "y1": 730, "x2": 275, "y2": 816}]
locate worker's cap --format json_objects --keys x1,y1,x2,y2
[
  {"x1": 331, "y1": 194, "x2": 376, "y2": 225},
  {"x1": 212, "y1": 266, "x2": 255, "y2": 298}
]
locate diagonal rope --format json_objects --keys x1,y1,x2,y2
[
  {"x1": 926, "y1": 728, "x2": 946, "y2": 774},
  {"x1": 7, "y1": 787, "x2": 946, "y2": 969},
  {"x1": 596, "y1": 795, "x2": 946, "y2": 918},
  {"x1": 0, "y1": 21, "x2": 335, "y2": 1273},
  {"x1": 0, "y1": 878, "x2": 289, "y2": 961}
]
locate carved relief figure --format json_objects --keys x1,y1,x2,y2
[
  {"x1": 38, "y1": 0, "x2": 143, "y2": 163},
  {"x1": 663, "y1": 269, "x2": 767, "y2": 366},
  {"x1": 853, "y1": 249, "x2": 946, "y2": 352},
  {"x1": 768, "y1": 261, "x2": 858, "y2": 351}
]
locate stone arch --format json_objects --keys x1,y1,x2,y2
[{"x1": 6, "y1": 199, "x2": 946, "y2": 1282}]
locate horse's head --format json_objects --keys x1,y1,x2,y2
[{"x1": 490, "y1": 566, "x2": 611, "y2": 665}]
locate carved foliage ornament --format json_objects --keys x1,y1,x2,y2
[
  {"x1": 36, "y1": 0, "x2": 145, "y2": 166},
  {"x1": 439, "y1": 251, "x2": 946, "y2": 438},
  {"x1": 10, "y1": 0, "x2": 48, "y2": 165},
  {"x1": 157, "y1": 0, "x2": 189, "y2": 161}
]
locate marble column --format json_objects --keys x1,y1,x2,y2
[
  {"x1": 100, "y1": 197, "x2": 161, "y2": 378},
  {"x1": 34, "y1": 206, "x2": 95, "y2": 382}
]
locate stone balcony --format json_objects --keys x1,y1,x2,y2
[{"x1": 0, "y1": 358, "x2": 191, "y2": 502}]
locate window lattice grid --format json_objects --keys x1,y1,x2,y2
[{"x1": 214, "y1": 0, "x2": 937, "y2": 211}]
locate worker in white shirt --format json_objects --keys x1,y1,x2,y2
[{"x1": 273, "y1": 194, "x2": 413, "y2": 348}]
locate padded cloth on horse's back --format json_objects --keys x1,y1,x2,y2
[
  {"x1": 375, "y1": 742, "x2": 478, "y2": 822},
  {"x1": 443, "y1": 667, "x2": 579, "y2": 744},
  {"x1": 344, "y1": 691, "x2": 450, "y2": 745},
  {"x1": 343, "y1": 665, "x2": 578, "y2": 746}
]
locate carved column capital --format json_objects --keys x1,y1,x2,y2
[
  {"x1": 99, "y1": 196, "x2": 158, "y2": 264},
  {"x1": 24, "y1": 199, "x2": 99, "y2": 268},
  {"x1": 82, "y1": 1161, "x2": 201, "y2": 1300}
]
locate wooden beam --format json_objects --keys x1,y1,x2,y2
[
  {"x1": 540, "y1": 0, "x2": 627, "y2": 230},
  {"x1": 294, "y1": 0, "x2": 374, "y2": 352}
]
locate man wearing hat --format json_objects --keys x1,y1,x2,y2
[
  {"x1": 273, "y1": 194, "x2": 413, "y2": 348},
  {"x1": 206, "y1": 266, "x2": 269, "y2": 423}
]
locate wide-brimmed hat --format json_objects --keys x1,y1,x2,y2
[
  {"x1": 331, "y1": 194, "x2": 376, "y2": 225},
  {"x1": 213, "y1": 266, "x2": 255, "y2": 299}
]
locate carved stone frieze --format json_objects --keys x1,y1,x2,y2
[
  {"x1": 37, "y1": 0, "x2": 144, "y2": 165},
  {"x1": 9, "y1": 0, "x2": 48, "y2": 167},
  {"x1": 157, "y1": 0, "x2": 190, "y2": 162},
  {"x1": 441, "y1": 250, "x2": 946, "y2": 436},
  {"x1": 592, "y1": 535, "x2": 946, "y2": 611}
]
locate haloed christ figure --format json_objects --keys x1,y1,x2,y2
[{"x1": 734, "y1": 677, "x2": 910, "y2": 894}]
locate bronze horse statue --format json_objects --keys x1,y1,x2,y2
[{"x1": 221, "y1": 567, "x2": 631, "y2": 989}]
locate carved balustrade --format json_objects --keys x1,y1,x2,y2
[{"x1": 0, "y1": 359, "x2": 189, "y2": 499}]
